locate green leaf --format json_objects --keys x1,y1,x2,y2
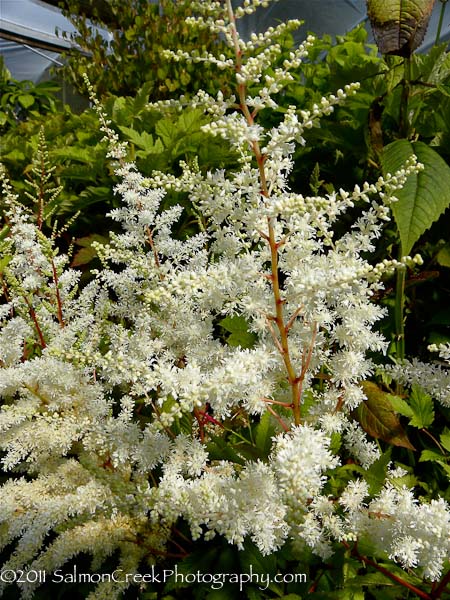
[
  {"x1": 440, "y1": 428, "x2": 450, "y2": 453},
  {"x1": 437, "y1": 244, "x2": 450, "y2": 268},
  {"x1": 50, "y1": 146, "x2": 98, "y2": 164},
  {"x1": 408, "y1": 385, "x2": 434, "y2": 428},
  {"x1": 355, "y1": 382, "x2": 415, "y2": 449},
  {"x1": 219, "y1": 316, "x2": 250, "y2": 333},
  {"x1": 0, "y1": 254, "x2": 12, "y2": 274},
  {"x1": 155, "y1": 118, "x2": 177, "y2": 147},
  {"x1": 388, "y1": 394, "x2": 414, "y2": 419},
  {"x1": 364, "y1": 449, "x2": 392, "y2": 495},
  {"x1": 255, "y1": 411, "x2": 276, "y2": 455},
  {"x1": 17, "y1": 94, "x2": 35, "y2": 108},
  {"x1": 219, "y1": 316, "x2": 257, "y2": 349},
  {"x1": 382, "y1": 140, "x2": 450, "y2": 254},
  {"x1": 420, "y1": 448, "x2": 446, "y2": 462},
  {"x1": 71, "y1": 234, "x2": 108, "y2": 267},
  {"x1": 207, "y1": 435, "x2": 245, "y2": 466}
]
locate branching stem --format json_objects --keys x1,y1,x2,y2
[{"x1": 225, "y1": 0, "x2": 305, "y2": 425}]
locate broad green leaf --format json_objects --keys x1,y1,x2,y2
[
  {"x1": 155, "y1": 118, "x2": 177, "y2": 147},
  {"x1": 17, "y1": 94, "x2": 35, "y2": 108},
  {"x1": 219, "y1": 315, "x2": 251, "y2": 333},
  {"x1": 133, "y1": 81, "x2": 153, "y2": 114},
  {"x1": 219, "y1": 315, "x2": 257, "y2": 349},
  {"x1": 367, "y1": 0, "x2": 435, "y2": 56},
  {"x1": 408, "y1": 384, "x2": 434, "y2": 428},
  {"x1": 118, "y1": 126, "x2": 155, "y2": 152},
  {"x1": 177, "y1": 108, "x2": 204, "y2": 133},
  {"x1": 50, "y1": 146, "x2": 98, "y2": 164},
  {"x1": 207, "y1": 435, "x2": 245, "y2": 465},
  {"x1": 382, "y1": 140, "x2": 450, "y2": 254},
  {"x1": 439, "y1": 462, "x2": 450, "y2": 479},
  {"x1": 2, "y1": 149, "x2": 26, "y2": 162},
  {"x1": 355, "y1": 382, "x2": 415, "y2": 449}
]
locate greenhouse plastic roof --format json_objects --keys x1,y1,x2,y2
[{"x1": 1, "y1": 0, "x2": 449, "y2": 82}]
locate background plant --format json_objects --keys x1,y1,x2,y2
[
  {"x1": 0, "y1": 57, "x2": 60, "y2": 134},
  {"x1": 54, "y1": 0, "x2": 233, "y2": 100},
  {"x1": 0, "y1": 2, "x2": 450, "y2": 597}
]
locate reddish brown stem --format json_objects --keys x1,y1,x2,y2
[
  {"x1": 193, "y1": 406, "x2": 206, "y2": 443},
  {"x1": 51, "y1": 258, "x2": 65, "y2": 327},
  {"x1": 145, "y1": 225, "x2": 163, "y2": 280},
  {"x1": 266, "y1": 404, "x2": 290, "y2": 432},
  {"x1": 431, "y1": 568, "x2": 450, "y2": 599},
  {"x1": 225, "y1": 0, "x2": 307, "y2": 425},
  {"x1": 23, "y1": 296, "x2": 46, "y2": 349},
  {"x1": 343, "y1": 541, "x2": 433, "y2": 600}
]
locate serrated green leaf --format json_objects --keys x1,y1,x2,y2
[
  {"x1": 118, "y1": 126, "x2": 155, "y2": 152},
  {"x1": 219, "y1": 316, "x2": 249, "y2": 333},
  {"x1": 420, "y1": 448, "x2": 446, "y2": 462},
  {"x1": 2, "y1": 150, "x2": 26, "y2": 161},
  {"x1": 388, "y1": 394, "x2": 414, "y2": 419},
  {"x1": 227, "y1": 331, "x2": 257, "y2": 349},
  {"x1": 219, "y1": 316, "x2": 257, "y2": 348},
  {"x1": 382, "y1": 140, "x2": 450, "y2": 254},
  {"x1": 207, "y1": 435, "x2": 245, "y2": 465},
  {"x1": 155, "y1": 118, "x2": 177, "y2": 146},
  {"x1": 408, "y1": 385, "x2": 434, "y2": 428},
  {"x1": 356, "y1": 382, "x2": 415, "y2": 449},
  {"x1": 177, "y1": 108, "x2": 204, "y2": 132},
  {"x1": 133, "y1": 81, "x2": 153, "y2": 114},
  {"x1": 438, "y1": 462, "x2": 450, "y2": 479},
  {"x1": 50, "y1": 146, "x2": 98, "y2": 164}
]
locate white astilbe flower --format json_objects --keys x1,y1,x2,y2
[
  {"x1": 383, "y1": 358, "x2": 450, "y2": 407},
  {"x1": 1, "y1": 2, "x2": 449, "y2": 597},
  {"x1": 271, "y1": 425, "x2": 339, "y2": 505},
  {"x1": 360, "y1": 485, "x2": 450, "y2": 580},
  {"x1": 343, "y1": 421, "x2": 380, "y2": 468}
]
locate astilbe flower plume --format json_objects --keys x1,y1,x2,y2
[{"x1": 0, "y1": 1, "x2": 449, "y2": 598}]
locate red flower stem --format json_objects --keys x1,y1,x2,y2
[
  {"x1": 431, "y1": 567, "x2": 450, "y2": 599},
  {"x1": 225, "y1": 0, "x2": 303, "y2": 425},
  {"x1": 343, "y1": 541, "x2": 432, "y2": 600},
  {"x1": 51, "y1": 257, "x2": 65, "y2": 327},
  {"x1": 23, "y1": 295, "x2": 46, "y2": 349}
]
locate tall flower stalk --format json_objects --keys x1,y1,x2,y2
[{"x1": 0, "y1": 1, "x2": 449, "y2": 598}]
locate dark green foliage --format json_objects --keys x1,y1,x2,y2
[
  {"x1": 0, "y1": 58, "x2": 60, "y2": 133},
  {"x1": 55, "y1": 0, "x2": 233, "y2": 100}
]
